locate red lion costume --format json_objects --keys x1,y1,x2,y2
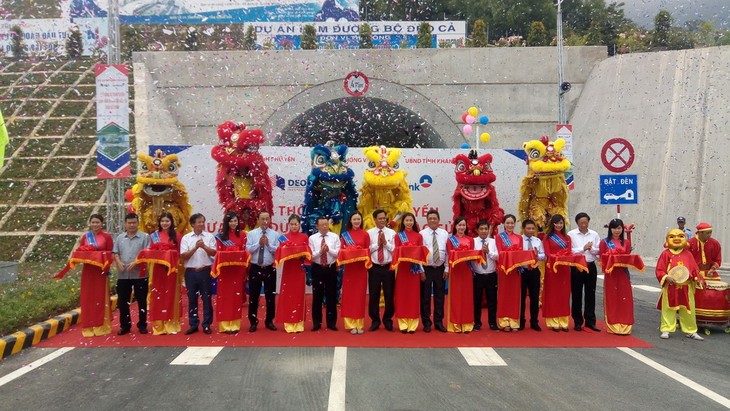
[
  {"x1": 452, "y1": 149, "x2": 504, "y2": 235},
  {"x1": 211, "y1": 121, "x2": 274, "y2": 230}
]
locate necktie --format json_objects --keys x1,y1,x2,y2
[
  {"x1": 432, "y1": 230, "x2": 440, "y2": 265},
  {"x1": 481, "y1": 238, "x2": 488, "y2": 268},
  {"x1": 257, "y1": 230, "x2": 266, "y2": 265},
  {"x1": 527, "y1": 237, "x2": 533, "y2": 250},
  {"x1": 320, "y1": 235, "x2": 327, "y2": 265},
  {"x1": 377, "y1": 230, "x2": 385, "y2": 264}
]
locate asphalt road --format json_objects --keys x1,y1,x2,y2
[{"x1": 0, "y1": 269, "x2": 728, "y2": 411}]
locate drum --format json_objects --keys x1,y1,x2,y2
[{"x1": 694, "y1": 281, "x2": 730, "y2": 326}]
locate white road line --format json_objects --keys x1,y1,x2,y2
[
  {"x1": 0, "y1": 347, "x2": 74, "y2": 388},
  {"x1": 618, "y1": 347, "x2": 730, "y2": 409},
  {"x1": 458, "y1": 347, "x2": 507, "y2": 366},
  {"x1": 597, "y1": 275, "x2": 662, "y2": 292},
  {"x1": 327, "y1": 347, "x2": 347, "y2": 411},
  {"x1": 170, "y1": 346, "x2": 223, "y2": 365}
]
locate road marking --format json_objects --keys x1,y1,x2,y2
[
  {"x1": 327, "y1": 347, "x2": 347, "y2": 411},
  {"x1": 0, "y1": 347, "x2": 74, "y2": 388},
  {"x1": 597, "y1": 275, "x2": 661, "y2": 293},
  {"x1": 170, "y1": 347, "x2": 223, "y2": 365},
  {"x1": 618, "y1": 347, "x2": 730, "y2": 409},
  {"x1": 458, "y1": 347, "x2": 507, "y2": 366}
]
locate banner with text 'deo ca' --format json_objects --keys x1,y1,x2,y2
[{"x1": 96, "y1": 64, "x2": 130, "y2": 179}]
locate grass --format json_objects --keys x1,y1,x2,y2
[
  {"x1": 50, "y1": 101, "x2": 90, "y2": 117},
  {"x1": 0, "y1": 261, "x2": 81, "y2": 336},
  {"x1": 48, "y1": 72, "x2": 83, "y2": 85},
  {"x1": 0, "y1": 181, "x2": 29, "y2": 204},
  {"x1": 0, "y1": 207, "x2": 53, "y2": 232},
  {"x1": 15, "y1": 100, "x2": 54, "y2": 117},
  {"x1": 25, "y1": 235, "x2": 78, "y2": 262},
  {"x1": 47, "y1": 206, "x2": 96, "y2": 231},
  {"x1": 0, "y1": 74, "x2": 23, "y2": 87},
  {"x1": 23, "y1": 181, "x2": 71, "y2": 204},
  {"x1": 67, "y1": 179, "x2": 105, "y2": 202},
  {"x1": 5, "y1": 86, "x2": 36, "y2": 99},
  {"x1": 63, "y1": 60, "x2": 93, "y2": 71},
  {"x1": 0, "y1": 99, "x2": 23, "y2": 117},
  {"x1": 56, "y1": 137, "x2": 96, "y2": 156},
  {"x1": 73, "y1": 118, "x2": 97, "y2": 136},
  {"x1": 20, "y1": 138, "x2": 60, "y2": 157},
  {"x1": 33, "y1": 85, "x2": 69, "y2": 99},
  {"x1": 82, "y1": 161, "x2": 99, "y2": 177},
  {"x1": 32, "y1": 61, "x2": 67, "y2": 71},
  {"x1": 4, "y1": 118, "x2": 38, "y2": 136},
  {"x1": 0, "y1": 235, "x2": 34, "y2": 260},
  {"x1": 67, "y1": 85, "x2": 95, "y2": 99},
  {"x1": 77, "y1": 73, "x2": 97, "y2": 85},
  {"x1": 36, "y1": 158, "x2": 84, "y2": 179},
  {"x1": 20, "y1": 72, "x2": 52, "y2": 85},
  {"x1": 4, "y1": 61, "x2": 37, "y2": 73},
  {"x1": 35, "y1": 118, "x2": 76, "y2": 136},
  {"x1": 0, "y1": 159, "x2": 45, "y2": 178}
]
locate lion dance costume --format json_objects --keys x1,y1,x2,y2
[
  {"x1": 357, "y1": 145, "x2": 413, "y2": 230},
  {"x1": 132, "y1": 149, "x2": 192, "y2": 234},
  {"x1": 452, "y1": 149, "x2": 504, "y2": 234},
  {"x1": 211, "y1": 121, "x2": 274, "y2": 230},
  {"x1": 301, "y1": 142, "x2": 358, "y2": 236},
  {"x1": 518, "y1": 136, "x2": 570, "y2": 232}
]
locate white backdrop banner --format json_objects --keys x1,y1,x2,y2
[{"x1": 164, "y1": 146, "x2": 526, "y2": 234}]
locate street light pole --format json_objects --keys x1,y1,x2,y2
[{"x1": 556, "y1": 0, "x2": 566, "y2": 124}]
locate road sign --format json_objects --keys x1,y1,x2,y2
[
  {"x1": 601, "y1": 138, "x2": 635, "y2": 173},
  {"x1": 600, "y1": 174, "x2": 638, "y2": 205},
  {"x1": 344, "y1": 71, "x2": 369, "y2": 96},
  {"x1": 556, "y1": 124, "x2": 574, "y2": 190}
]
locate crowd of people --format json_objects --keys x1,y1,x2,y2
[{"x1": 69, "y1": 209, "x2": 723, "y2": 340}]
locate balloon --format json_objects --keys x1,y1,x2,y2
[
  {"x1": 468, "y1": 106, "x2": 479, "y2": 117},
  {"x1": 465, "y1": 115, "x2": 475, "y2": 124},
  {"x1": 479, "y1": 116, "x2": 489, "y2": 125},
  {"x1": 460, "y1": 143, "x2": 470, "y2": 149},
  {"x1": 461, "y1": 112, "x2": 468, "y2": 123},
  {"x1": 124, "y1": 189, "x2": 134, "y2": 202},
  {"x1": 480, "y1": 132, "x2": 491, "y2": 143},
  {"x1": 462, "y1": 124, "x2": 472, "y2": 134}
]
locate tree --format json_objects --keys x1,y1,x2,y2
[
  {"x1": 10, "y1": 25, "x2": 26, "y2": 60},
  {"x1": 416, "y1": 22, "x2": 433, "y2": 48},
  {"x1": 66, "y1": 25, "x2": 84, "y2": 59},
  {"x1": 301, "y1": 24, "x2": 318, "y2": 50},
  {"x1": 121, "y1": 25, "x2": 146, "y2": 60},
  {"x1": 527, "y1": 21, "x2": 549, "y2": 46},
  {"x1": 243, "y1": 25, "x2": 257, "y2": 50},
  {"x1": 359, "y1": 22, "x2": 373, "y2": 49},
  {"x1": 471, "y1": 19, "x2": 488, "y2": 47},
  {"x1": 654, "y1": 10, "x2": 673, "y2": 47},
  {"x1": 184, "y1": 26, "x2": 199, "y2": 51}
]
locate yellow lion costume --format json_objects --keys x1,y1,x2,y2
[
  {"x1": 518, "y1": 136, "x2": 570, "y2": 231},
  {"x1": 132, "y1": 149, "x2": 192, "y2": 234},
  {"x1": 357, "y1": 145, "x2": 413, "y2": 230}
]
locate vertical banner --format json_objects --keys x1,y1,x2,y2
[
  {"x1": 556, "y1": 124, "x2": 574, "y2": 190},
  {"x1": 95, "y1": 64, "x2": 131, "y2": 178},
  {"x1": 0, "y1": 107, "x2": 8, "y2": 168}
]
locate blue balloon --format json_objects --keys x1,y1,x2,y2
[
  {"x1": 460, "y1": 143, "x2": 470, "y2": 149},
  {"x1": 480, "y1": 116, "x2": 489, "y2": 125}
]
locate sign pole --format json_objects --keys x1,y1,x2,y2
[{"x1": 617, "y1": 204, "x2": 621, "y2": 219}]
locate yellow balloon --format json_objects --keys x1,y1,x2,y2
[
  {"x1": 480, "y1": 132, "x2": 491, "y2": 143},
  {"x1": 468, "y1": 106, "x2": 479, "y2": 117}
]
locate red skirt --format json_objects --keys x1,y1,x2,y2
[
  {"x1": 215, "y1": 265, "x2": 247, "y2": 322},
  {"x1": 276, "y1": 260, "x2": 306, "y2": 323},
  {"x1": 604, "y1": 268, "x2": 634, "y2": 325},
  {"x1": 148, "y1": 263, "x2": 178, "y2": 321},
  {"x1": 496, "y1": 268, "x2": 521, "y2": 319},
  {"x1": 394, "y1": 263, "x2": 421, "y2": 318},
  {"x1": 542, "y1": 265, "x2": 572, "y2": 317},
  {"x1": 448, "y1": 263, "x2": 474, "y2": 324},
  {"x1": 80, "y1": 264, "x2": 109, "y2": 328},
  {"x1": 341, "y1": 262, "x2": 368, "y2": 319}
]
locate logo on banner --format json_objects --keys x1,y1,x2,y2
[
  {"x1": 273, "y1": 175, "x2": 306, "y2": 191},
  {"x1": 410, "y1": 175, "x2": 433, "y2": 191},
  {"x1": 274, "y1": 175, "x2": 286, "y2": 190}
]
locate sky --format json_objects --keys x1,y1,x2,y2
[{"x1": 620, "y1": 0, "x2": 730, "y2": 28}]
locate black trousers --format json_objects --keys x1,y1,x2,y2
[
  {"x1": 520, "y1": 268, "x2": 541, "y2": 326},
  {"x1": 185, "y1": 267, "x2": 213, "y2": 328},
  {"x1": 311, "y1": 263, "x2": 338, "y2": 327},
  {"x1": 248, "y1": 263, "x2": 276, "y2": 325},
  {"x1": 117, "y1": 278, "x2": 148, "y2": 330},
  {"x1": 368, "y1": 263, "x2": 395, "y2": 326},
  {"x1": 420, "y1": 265, "x2": 446, "y2": 327},
  {"x1": 571, "y1": 262, "x2": 598, "y2": 327},
  {"x1": 473, "y1": 272, "x2": 497, "y2": 327}
]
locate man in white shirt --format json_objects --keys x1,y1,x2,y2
[
  {"x1": 245, "y1": 211, "x2": 280, "y2": 332},
  {"x1": 309, "y1": 216, "x2": 341, "y2": 331},
  {"x1": 180, "y1": 213, "x2": 217, "y2": 335},
  {"x1": 471, "y1": 220, "x2": 499, "y2": 331},
  {"x1": 568, "y1": 212, "x2": 601, "y2": 332},
  {"x1": 419, "y1": 209, "x2": 450, "y2": 333},
  {"x1": 367, "y1": 209, "x2": 396, "y2": 331},
  {"x1": 520, "y1": 219, "x2": 545, "y2": 331}
]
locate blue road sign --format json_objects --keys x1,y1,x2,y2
[{"x1": 600, "y1": 174, "x2": 638, "y2": 205}]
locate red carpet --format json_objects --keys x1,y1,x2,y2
[{"x1": 37, "y1": 296, "x2": 652, "y2": 349}]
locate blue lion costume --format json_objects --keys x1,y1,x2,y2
[{"x1": 301, "y1": 142, "x2": 359, "y2": 236}]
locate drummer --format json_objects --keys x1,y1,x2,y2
[
  {"x1": 688, "y1": 222, "x2": 722, "y2": 281},
  {"x1": 655, "y1": 229, "x2": 706, "y2": 341}
]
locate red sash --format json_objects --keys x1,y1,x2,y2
[
  {"x1": 55, "y1": 250, "x2": 113, "y2": 279},
  {"x1": 337, "y1": 247, "x2": 372, "y2": 268},
  {"x1": 549, "y1": 253, "x2": 588, "y2": 273},
  {"x1": 600, "y1": 254, "x2": 645, "y2": 274},
  {"x1": 391, "y1": 245, "x2": 429, "y2": 272},
  {"x1": 274, "y1": 245, "x2": 311, "y2": 267},
  {"x1": 135, "y1": 249, "x2": 180, "y2": 276},
  {"x1": 448, "y1": 249, "x2": 485, "y2": 268},
  {"x1": 212, "y1": 250, "x2": 251, "y2": 278},
  {"x1": 499, "y1": 249, "x2": 537, "y2": 274}
]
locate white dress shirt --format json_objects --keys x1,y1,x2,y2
[
  {"x1": 568, "y1": 228, "x2": 601, "y2": 263},
  {"x1": 245, "y1": 227, "x2": 280, "y2": 267},
  {"x1": 472, "y1": 236, "x2": 499, "y2": 274},
  {"x1": 419, "y1": 226, "x2": 450, "y2": 266},
  {"x1": 309, "y1": 231, "x2": 341, "y2": 266},
  {"x1": 522, "y1": 235, "x2": 546, "y2": 261},
  {"x1": 367, "y1": 226, "x2": 396, "y2": 265},
  {"x1": 180, "y1": 231, "x2": 216, "y2": 268}
]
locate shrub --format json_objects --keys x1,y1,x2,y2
[{"x1": 66, "y1": 25, "x2": 83, "y2": 59}]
